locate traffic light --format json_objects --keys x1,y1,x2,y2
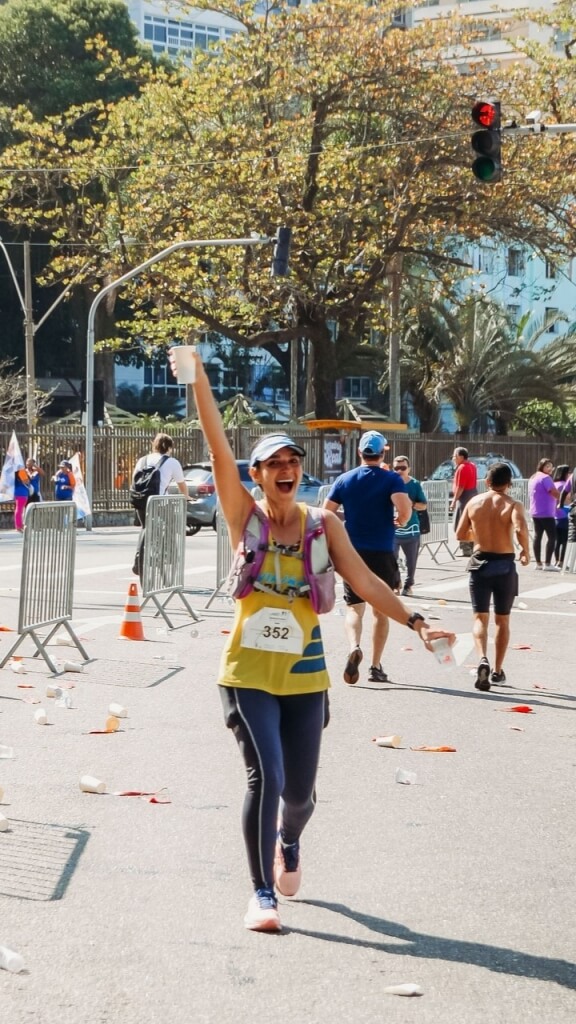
[
  {"x1": 271, "y1": 226, "x2": 292, "y2": 277},
  {"x1": 471, "y1": 100, "x2": 502, "y2": 183}
]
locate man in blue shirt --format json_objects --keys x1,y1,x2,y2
[
  {"x1": 324, "y1": 431, "x2": 411, "y2": 684},
  {"x1": 393, "y1": 455, "x2": 428, "y2": 598}
]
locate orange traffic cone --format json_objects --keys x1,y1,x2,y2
[{"x1": 119, "y1": 583, "x2": 146, "y2": 641}]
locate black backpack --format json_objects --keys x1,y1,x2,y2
[{"x1": 130, "y1": 455, "x2": 169, "y2": 511}]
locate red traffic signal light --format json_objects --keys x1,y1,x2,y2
[
  {"x1": 471, "y1": 99, "x2": 502, "y2": 183},
  {"x1": 471, "y1": 101, "x2": 501, "y2": 130}
]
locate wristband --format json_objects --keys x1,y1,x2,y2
[{"x1": 406, "y1": 612, "x2": 426, "y2": 631}]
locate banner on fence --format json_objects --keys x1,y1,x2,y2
[
  {"x1": 70, "y1": 452, "x2": 91, "y2": 519},
  {"x1": 0, "y1": 430, "x2": 24, "y2": 503}
]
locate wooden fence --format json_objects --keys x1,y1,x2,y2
[{"x1": 2, "y1": 422, "x2": 576, "y2": 512}]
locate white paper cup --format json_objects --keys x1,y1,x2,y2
[
  {"x1": 374, "y1": 734, "x2": 402, "y2": 748},
  {"x1": 395, "y1": 768, "x2": 418, "y2": 786},
  {"x1": 430, "y1": 637, "x2": 456, "y2": 667},
  {"x1": 0, "y1": 813, "x2": 9, "y2": 832},
  {"x1": 46, "y1": 684, "x2": 63, "y2": 698},
  {"x1": 171, "y1": 345, "x2": 196, "y2": 384},
  {"x1": 79, "y1": 775, "x2": 106, "y2": 794},
  {"x1": 34, "y1": 708, "x2": 48, "y2": 726},
  {"x1": 62, "y1": 661, "x2": 84, "y2": 673},
  {"x1": 108, "y1": 703, "x2": 128, "y2": 718}
]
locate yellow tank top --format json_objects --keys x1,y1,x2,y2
[{"x1": 218, "y1": 507, "x2": 330, "y2": 695}]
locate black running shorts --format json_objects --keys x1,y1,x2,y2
[
  {"x1": 343, "y1": 549, "x2": 400, "y2": 605},
  {"x1": 468, "y1": 555, "x2": 518, "y2": 615}
]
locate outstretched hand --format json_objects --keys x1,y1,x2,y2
[{"x1": 420, "y1": 628, "x2": 456, "y2": 653}]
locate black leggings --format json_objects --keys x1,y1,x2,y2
[
  {"x1": 555, "y1": 520, "x2": 568, "y2": 565},
  {"x1": 532, "y1": 517, "x2": 557, "y2": 565},
  {"x1": 219, "y1": 686, "x2": 328, "y2": 891}
]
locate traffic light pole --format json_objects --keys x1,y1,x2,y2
[
  {"x1": 84, "y1": 233, "x2": 282, "y2": 530},
  {"x1": 502, "y1": 120, "x2": 576, "y2": 137}
]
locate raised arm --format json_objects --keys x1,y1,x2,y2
[{"x1": 169, "y1": 349, "x2": 253, "y2": 542}]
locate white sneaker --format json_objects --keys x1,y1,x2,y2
[{"x1": 543, "y1": 564, "x2": 561, "y2": 572}]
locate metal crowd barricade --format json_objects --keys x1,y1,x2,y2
[
  {"x1": 204, "y1": 501, "x2": 234, "y2": 611},
  {"x1": 140, "y1": 495, "x2": 199, "y2": 628},
  {"x1": 317, "y1": 484, "x2": 332, "y2": 506},
  {"x1": 420, "y1": 480, "x2": 455, "y2": 562},
  {"x1": 0, "y1": 501, "x2": 89, "y2": 674}
]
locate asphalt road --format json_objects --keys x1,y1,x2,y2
[{"x1": 1, "y1": 526, "x2": 575, "y2": 1024}]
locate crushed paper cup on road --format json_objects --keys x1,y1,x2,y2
[
  {"x1": 79, "y1": 775, "x2": 106, "y2": 794},
  {"x1": 55, "y1": 692, "x2": 73, "y2": 709},
  {"x1": 108, "y1": 703, "x2": 128, "y2": 719},
  {"x1": 0, "y1": 813, "x2": 9, "y2": 832},
  {"x1": 411, "y1": 744, "x2": 456, "y2": 752},
  {"x1": 384, "y1": 983, "x2": 423, "y2": 997},
  {"x1": 373, "y1": 735, "x2": 402, "y2": 748},
  {"x1": 115, "y1": 787, "x2": 171, "y2": 804},
  {"x1": 88, "y1": 716, "x2": 120, "y2": 735},
  {"x1": 0, "y1": 745, "x2": 15, "y2": 759},
  {"x1": 54, "y1": 635, "x2": 76, "y2": 647},
  {"x1": 9, "y1": 661, "x2": 25, "y2": 675},
  {"x1": 395, "y1": 768, "x2": 418, "y2": 786},
  {"x1": 34, "y1": 708, "x2": 48, "y2": 726}
]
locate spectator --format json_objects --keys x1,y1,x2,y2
[
  {"x1": 26, "y1": 457, "x2": 44, "y2": 505},
  {"x1": 392, "y1": 455, "x2": 427, "y2": 597},
  {"x1": 323, "y1": 431, "x2": 411, "y2": 684},
  {"x1": 450, "y1": 447, "x2": 477, "y2": 556},
  {"x1": 528, "y1": 458, "x2": 560, "y2": 571},
  {"x1": 553, "y1": 464, "x2": 571, "y2": 569},
  {"x1": 13, "y1": 464, "x2": 31, "y2": 532},
  {"x1": 131, "y1": 433, "x2": 187, "y2": 579},
  {"x1": 456, "y1": 462, "x2": 530, "y2": 690},
  {"x1": 52, "y1": 460, "x2": 76, "y2": 501}
]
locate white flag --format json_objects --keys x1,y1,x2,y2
[
  {"x1": 0, "y1": 431, "x2": 25, "y2": 503},
  {"x1": 70, "y1": 452, "x2": 91, "y2": 519}
]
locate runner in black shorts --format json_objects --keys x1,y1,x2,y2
[
  {"x1": 324, "y1": 432, "x2": 412, "y2": 685},
  {"x1": 342, "y1": 550, "x2": 400, "y2": 604},
  {"x1": 456, "y1": 463, "x2": 530, "y2": 692},
  {"x1": 468, "y1": 553, "x2": 518, "y2": 616}
]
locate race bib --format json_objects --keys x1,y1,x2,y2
[{"x1": 241, "y1": 607, "x2": 304, "y2": 655}]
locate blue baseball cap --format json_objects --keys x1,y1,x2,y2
[
  {"x1": 358, "y1": 430, "x2": 389, "y2": 456},
  {"x1": 249, "y1": 434, "x2": 306, "y2": 467}
]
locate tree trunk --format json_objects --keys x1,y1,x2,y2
[{"x1": 309, "y1": 323, "x2": 338, "y2": 419}]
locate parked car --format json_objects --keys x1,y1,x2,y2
[
  {"x1": 169, "y1": 460, "x2": 325, "y2": 534},
  {"x1": 427, "y1": 453, "x2": 523, "y2": 497}
]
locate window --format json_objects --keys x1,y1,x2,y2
[
  {"x1": 545, "y1": 260, "x2": 556, "y2": 279},
  {"x1": 507, "y1": 249, "x2": 525, "y2": 277},
  {"x1": 342, "y1": 377, "x2": 372, "y2": 400},
  {"x1": 545, "y1": 307, "x2": 559, "y2": 333},
  {"x1": 506, "y1": 304, "x2": 521, "y2": 324},
  {"x1": 478, "y1": 247, "x2": 495, "y2": 274},
  {"x1": 142, "y1": 14, "x2": 235, "y2": 58}
]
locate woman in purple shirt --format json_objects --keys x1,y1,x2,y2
[{"x1": 528, "y1": 458, "x2": 561, "y2": 570}]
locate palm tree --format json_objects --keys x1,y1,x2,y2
[{"x1": 397, "y1": 294, "x2": 576, "y2": 435}]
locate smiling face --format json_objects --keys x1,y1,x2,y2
[{"x1": 249, "y1": 446, "x2": 303, "y2": 501}]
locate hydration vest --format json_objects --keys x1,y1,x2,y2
[{"x1": 227, "y1": 503, "x2": 336, "y2": 614}]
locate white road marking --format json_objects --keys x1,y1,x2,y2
[{"x1": 519, "y1": 582, "x2": 576, "y2": 599}]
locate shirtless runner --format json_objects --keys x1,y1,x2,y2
[{"x1": 455, "y1": 462, "x2": 530, "y2": 691}]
